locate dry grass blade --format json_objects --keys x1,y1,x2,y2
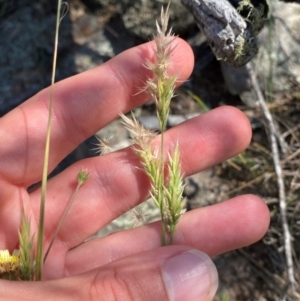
[{"x1": 36, "y1": 0, "x2": 63, "y2": 280}]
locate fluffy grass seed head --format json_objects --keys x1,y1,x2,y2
[
  {"x1": 77, "y1": 169, "x2": 89, "y2": 186},
  {"x1": 18, "y1": 208, "x2": 35, "y2": 280},
  {"x1": 144, "y1": 5, "x2": 177, "y2": 132},
  {"x1": 121, "y1": 113, "x2": 157, "y2": 148},
  {"x1": 164, "y1": 143, "x2": 186, "y2": 239},
  {"x1": 120, "y1": 113, "x2": 164, "y2": 211},
  {"x1": 92, "y1": 136, "x2": 115, "y2": 155},
  {"x1": 128, "y1": 205, "x2": 150, "y2": 228},
  {"x1": 121, "y1": 112, "x2": 160, "y2": 187}
]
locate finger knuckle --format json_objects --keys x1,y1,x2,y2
[{"x1": 89, "y1": 268, "x2": 134, "y2": 301}]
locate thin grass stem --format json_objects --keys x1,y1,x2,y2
[
  {"x1": 43, "y1": 176, "x2": 86, "y2": 263},
  {"x1": 35, "y1": 0, "x2": 63, "y2": 281}
]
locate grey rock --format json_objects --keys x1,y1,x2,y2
[
  {"x1": 255, "y1": 2, "x2": 300, "y2": 90},
  {"x1": 95, "y1": 119, "x2": 131, "y2": 153},
  {"x1": 94, "y1": 199, "x2": 160, "y2": 237},
  {"x1": 138, "y1": 116, "x2": 160, "y2": 130},
  {"x1": 0, "y1": 2, "x2": 75, "y2": 115},
  {"x1": 167, "y1": 113, "x2": 200, "y2": 127},
  {"x1": 84, "y1": 0, "x2": 117, "y2": 8},
  {"x1": 138, "y1": 113, "x2": 200, "y2": 130},
  {"x1": 185, "y1": 169, "x2": 230, "y2": 209},
  {"x1": 221, "y1": 62, "x2": 258, "y2": 107},
  {"x1": 221, "y1": 63, "x2": 252, "y2": 95},
  {"x1": 92, "y1": 0, "x2": 195, "y2": 39},
  {"x1": 181, "y1": 0, "x2": 263, "y2": 67},
  {"x1": 221, "y1": 1, "x2": 300, "y2": 103}
]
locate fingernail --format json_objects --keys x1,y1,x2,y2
[{"x1": 162, "y1": 250, "x2": 218, "y2": 301}]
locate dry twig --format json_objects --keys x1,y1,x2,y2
[{"x1": 246, "y1": 62, "x2": 296, "y2": 295}]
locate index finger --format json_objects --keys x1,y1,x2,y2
[{"x1": 0, "y1": 39, "x2": 194, "y2": 186}]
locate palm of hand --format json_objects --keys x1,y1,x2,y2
[{"x1": 0, "y1": 39, "x2": 268, "y2": 297}]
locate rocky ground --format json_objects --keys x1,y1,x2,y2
[{"x1": 1, "y1": 0, "x2": 300, "y2": 299}]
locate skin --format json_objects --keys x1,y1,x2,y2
[{"x1": 0, "y1": 38, "x2": 270, "y2": 300}]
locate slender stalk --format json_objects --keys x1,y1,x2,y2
[
  {"x1": 43, "y1": 186, "x2": 79, "y2": 263},
  {"x1": 43, "y1": 170, "x2": 88, "y2": 263},
  {"x1": 159, "y1": 123, "x2": 166, "y2": 246},
  {"x1": 35, "y1": 0, "x2": 62, "y2": 281}
]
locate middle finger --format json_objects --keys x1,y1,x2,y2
[{"x1": 30, "y1": 106, "x2": 251, "y2": 250}]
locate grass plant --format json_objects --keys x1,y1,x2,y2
[{"x1": 122, "y1": 5, "x2": 185, "y2": 246}]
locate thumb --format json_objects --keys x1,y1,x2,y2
[
  {"x1": 161, "y1": 248, "x2": 218, "y2": 301},
  {"x1": 73, "y1": 246, "x2": 218, "y2": 301},
  {"x1": 70, "y1": 246, "x2": 218, "y2": 301},
  {"x1": 0, "y1": 246, "x2": 218, "y2": 301}
]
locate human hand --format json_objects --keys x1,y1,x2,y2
[{"x1": 0, "y1": 38, "x2": 269, "y2": 300}]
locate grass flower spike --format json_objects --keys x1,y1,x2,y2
[
  {"x1": 122, "y1": 4, "x2": 185, "y2": 245},
  {"x1": 144, "y1": 5, "x2": 177, "y2": 132},
  {"x1": 0, "y1": 209, "x2": 34, "y2": 281},
  {"x1": 18, "y1": 208, "x2": 34, "y2": 280},
  {"x1": 164, "y1": 144, "x2": 186, "y2": 243}
]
